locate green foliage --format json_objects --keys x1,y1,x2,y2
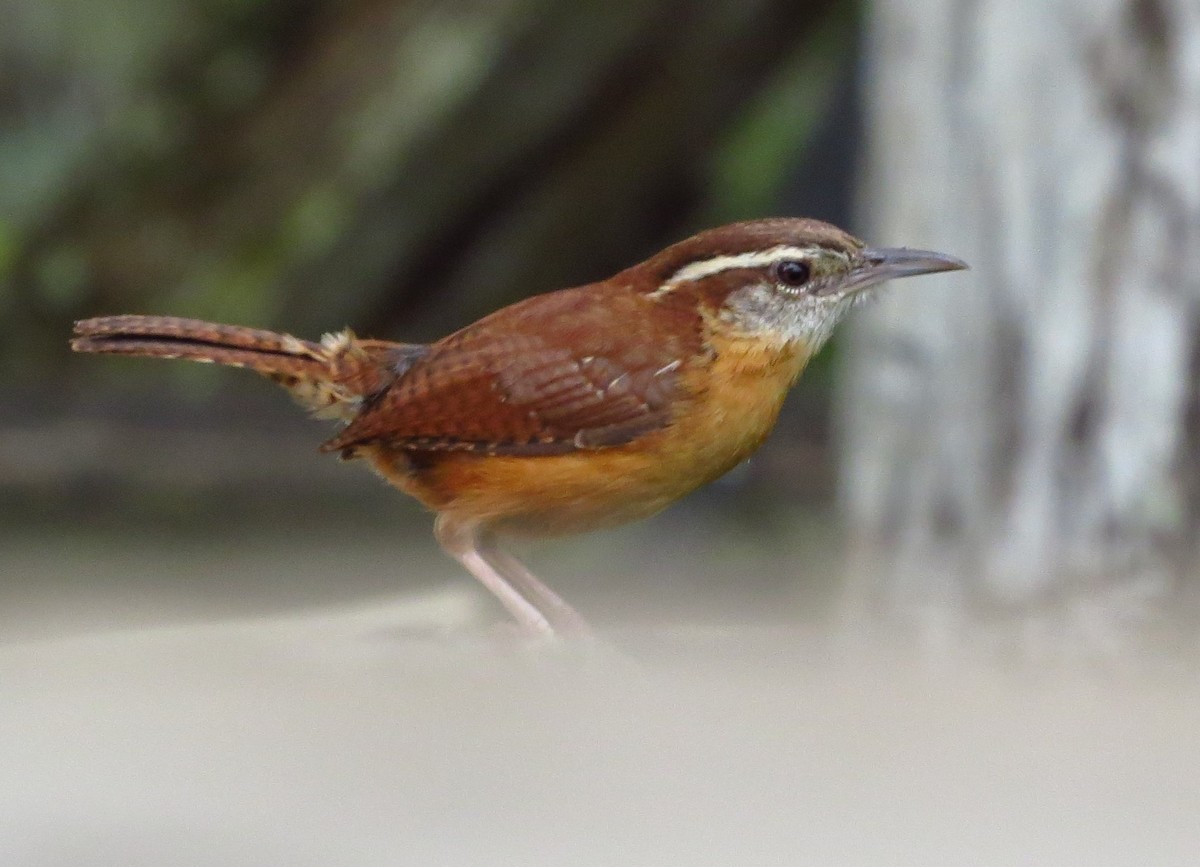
[
  {"x1": 34, "y1": 245, "x2": 90, "y2": 311},
  {"x1": 169, "y1": 244, "x2": 285, "y2": 326},
  {"x1": 705, "y1": 1, "x2": 856, "y2": 222},
  {"x1": 282, "y1": 185, "x2": 355, "y2": 261},
  {"x1": 0, "y1": 223, "x2": 17, "y2": 282}
]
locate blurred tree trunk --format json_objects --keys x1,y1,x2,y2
[{"x1": 843, "y1": 0, "x2": 1200, "y2": 656}]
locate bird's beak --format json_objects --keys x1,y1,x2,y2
[{"x1": 841, "y1": 247, "x2": 968, "y2": 295}]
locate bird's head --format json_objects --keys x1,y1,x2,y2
[{"x1": 638, "y1": 218, "x2": 967, "y2": 353}]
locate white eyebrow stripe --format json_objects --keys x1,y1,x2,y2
[{"x1": 653, "y1": 245, "x2": 822, "y2": 296}]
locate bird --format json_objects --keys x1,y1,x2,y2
[{"x1": 71, "y1": 218, "x2": 966, "y2": 637}]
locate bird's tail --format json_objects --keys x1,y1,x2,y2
[{"x1": 72, "y1": 315, "x2": 420, "y2": 419}]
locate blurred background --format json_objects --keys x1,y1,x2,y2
[
  {"x1": 3, "y1": 0, "x2": 1200, "y2": 862},
  {"x1": 5, "y1": 0, "x2": 1198, "y2": 655}
]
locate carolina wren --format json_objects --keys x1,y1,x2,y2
[{"x1": 72, "y1": 218, "x2": 965, "y2": 636}]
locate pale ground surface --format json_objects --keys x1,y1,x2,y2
[{"x1": 1, "y1": 518, "x2": 1198, "y2": 866}]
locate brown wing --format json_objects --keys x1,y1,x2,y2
[{"x1": 321, "y1": 284, "x2": 703, "y2": 455}]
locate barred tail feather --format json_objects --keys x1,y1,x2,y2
[
  {"x1": 71, "y1": 315, "x2": 422, "y2": 420},
  {"x1": 71, "y1": 315, "x2": 328, "y2": 378}
]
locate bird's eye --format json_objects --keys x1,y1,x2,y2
[{"x1": 774, "y1": 259, "x2": 811, "y2": 288}]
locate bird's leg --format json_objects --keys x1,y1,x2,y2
[
  {"x1": 477, "y1": 537, "x2": 593, "y2": 637},
  {"x1": 434, "y1": 515, "x2": 591, "y2": 638}
]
